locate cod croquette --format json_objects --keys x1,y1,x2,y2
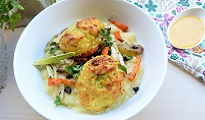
[
  {"x1": 76, "y1": 55, "x2": 126, "y2": 112},
  {"x1": 59, "y1": 17, "x2": 104, "y2": 56},
  {"x1": 76, "y1": 17, "x2": 105, "y2": 37}
]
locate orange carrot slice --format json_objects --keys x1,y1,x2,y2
[
  {"x1": 101, "y1": 46, "x2": 110, "y2": 55},
  {"x1": 128, "y1": 56, "x2": 141, "y2": 81},
  {"x1": 114, "y1": 31, "x2": 124, "y2": 42},
  {"x1": 108, "y1": 19, "x2": 128, "y2": 32},
  {"x1": 48, "y1": 78, "x2": 75, "y2": 86}
]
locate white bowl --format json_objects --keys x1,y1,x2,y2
[
  {"x1": 13, "y1": 0, "x2": 167, "y2": 119},
  {"x1": 167, "y1": 7, "x2": 205, "y2": 49}
]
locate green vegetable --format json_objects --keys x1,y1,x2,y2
[
  {"x1": 65, "y1": 64, "x2": 83, "y2": 79},
  {"x1": 54, "y1": 95, "x2": 61, "y2": 107},
  {"x1": 49, "y1": 42, "x2": 59, "y2": 54},
  {"x1": 0, "y1": 0, "x2": 24, "y2": 30},
  {"x1": 118, "y1": 64, "x2": 127, "y2": 74},
  {"x1": 33, "y1": 52, "x2": 75, "y2": 65},
  {"x1": 99, "y1": 28, "x2": 113, "y2": 47},
  {"x1": 124, "y1": 55, "x2": 134, "y2": 61},
  {"x1": 127, "y1": 56, "x2": 133, "y2": 60}
]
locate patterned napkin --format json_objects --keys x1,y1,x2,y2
[
  {"x1": 15, "y1": 0, "x2": 54, "y2": 27},
  {"x1": 128, "y1": 0, "x2": 205, "y2": 82},
  {"x1": 0, "y1": 29, "x2": 7, "y2": 92}
]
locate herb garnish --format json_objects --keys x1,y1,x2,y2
[
  {"x1": 99, "y1": 28, "x2": 113, "y2": 47},
  {"x1": 123, "y1": 55, "x2": 133, "y2": 61},
  {"x1": 65, "y1": 64, "x2": 83, "y2": 78},
  {"x1": 54, "y1": 95, "x2": 61, "y2": 107},
  {"x1": 118, "y1": 64, "x2": 127, "y2": 74},
  {"x1": 49, "y1": 0, "x2": 56, "y2": 3},
  {"x1": 49, "y1": 42, "x2": 59, "y2": 54},
  {"x1": 0, "y1": 0, "x2": 24, "y2": 30}
]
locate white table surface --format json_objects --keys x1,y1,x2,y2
[{"x1": 0, "y1": 28, "x2": 205, "y2": 120}]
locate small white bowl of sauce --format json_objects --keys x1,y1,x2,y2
[{"x1": 167, "y1": 7, "x2": 205, "y2": 49}]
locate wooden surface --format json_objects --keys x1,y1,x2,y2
[{"x1": 0, "y1": 28, "x2": 205, "y2": 120}]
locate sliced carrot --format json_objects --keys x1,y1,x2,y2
[
  {"x1": 80, "y1": 46, "x2": 99, "y2": 57},
  {"x1": 101, "y1": 46, "x2": 110, "y2": 55},
  {"x1": 114, "y1": 31, "x2": 124, "y2": 42},
  {"x1": 108, "y1": 19, "x2": 128, "y2": 32},
  {"x1": 48, "y1": 78, "x2": 75, "y2": 86},
  {"x1": 128, "y1": 56, "x2": 141, "y2": 81}
]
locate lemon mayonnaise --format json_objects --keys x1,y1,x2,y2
[{"x1": 169, "y1": 16, "x2": 205, "y2": 49}]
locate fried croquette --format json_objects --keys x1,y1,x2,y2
[
  {"x1": 76, "y1": 55, "x2": 126, "y2": 112},
  {"x1": 59, "y1": 17, "x2": 105, "y2": 56},
  {"x1": 76, "y1": 17, "x2": 105, "y2": 37}
]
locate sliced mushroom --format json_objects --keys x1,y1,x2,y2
[
  {"x1": 116, "y1": 41, "x2": 143, "y2": 56},
  {"x1": 57, "y1": 64, "x2": 68, "y2": 72}
]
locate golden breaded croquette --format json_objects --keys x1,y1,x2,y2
[
  {"x1": 59, "y1": 17, "x2": 105, "y2": 56},
  {"x1": 76, "y1": 55, "x2": 126, "y2": 112},
  {"x1": 76, "y1": 17, "x2": 105, "y2": 37}
]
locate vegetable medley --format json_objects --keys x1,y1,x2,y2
[{"x1": 33, "y1": 17, "x2": 144, "y2": 113}]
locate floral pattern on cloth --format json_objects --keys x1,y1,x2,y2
[{"x1": 128, "y1": 0, "x2": 205, "y2": 81}]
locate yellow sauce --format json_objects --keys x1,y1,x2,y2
[{"x1": 169, "y1": 16, "x2": 205, "y2": 49}]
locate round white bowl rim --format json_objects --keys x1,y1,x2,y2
[{"x1": 13, "y1": 0, "x2": 167, "y2": 120}]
